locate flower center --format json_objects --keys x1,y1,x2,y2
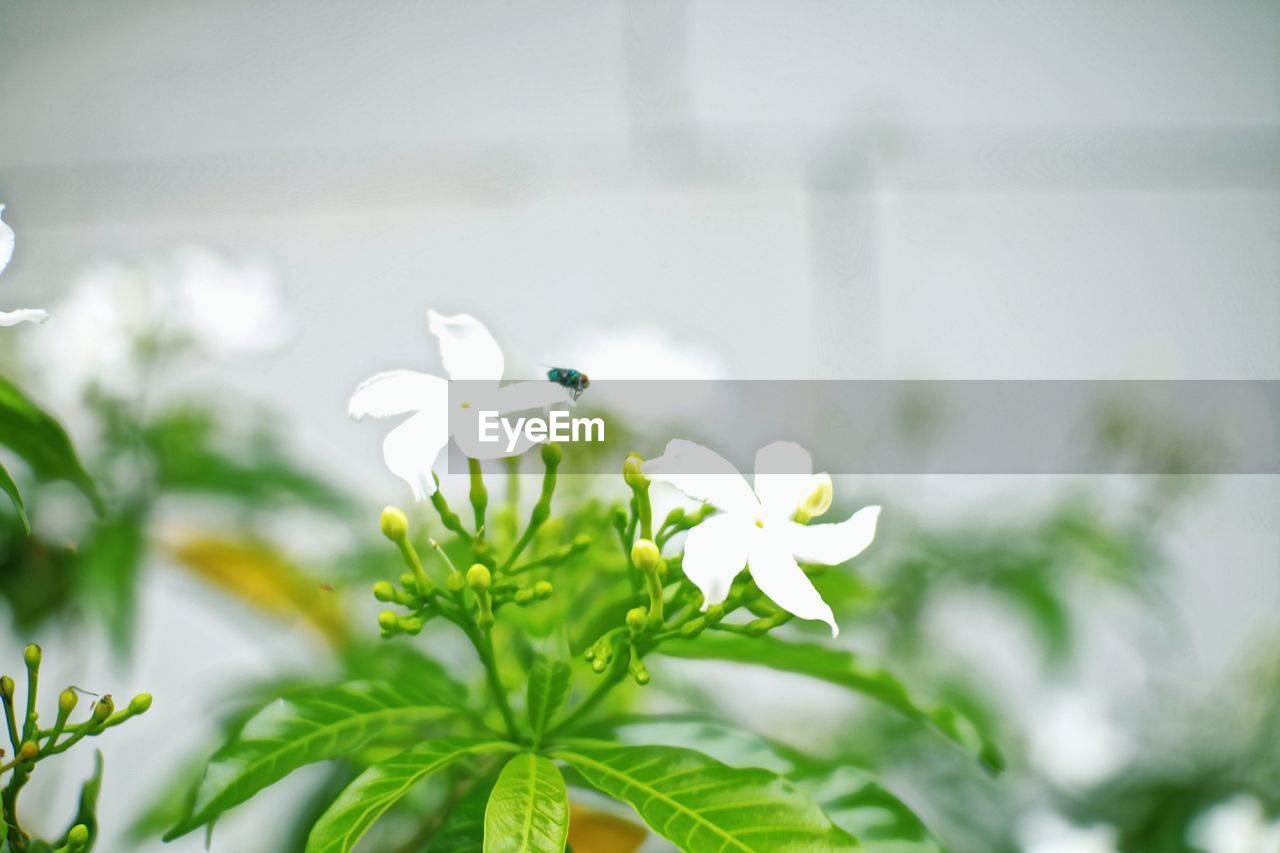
[
  {"x1": 754, "y1": 518, "x2": 765, "y2": 529},
  {"x1": 460, "y1": 401, "x2": 471, "y2": 409}
]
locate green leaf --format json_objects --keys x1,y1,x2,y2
[
  {"x1": 795, "y1": 767, "x2": 938, "y2": 851},
  {"x1": 0, "y1": 460, "x2": 28, "y2": 533},
  {"x1": 428, "y1": 775, "x2": 497, "y2": 852},
  {"x1": 526, "y1": 656, "x2": 571, "y2": 740},
  {"x1": 660, "y1": 634, "x2": 1003, "y2": 772},
  {"x1": 483, "y1": 753, "x2": 569, "y2": 853},
  {"x1": 165, "y1": 679, "x2": 466, "y2": 840},
  {"x1": 75, "y1": 511, "x2": 146, "y2": 651},
  {"x1": 552, "y1": 742, "x2": 859, "y2": 852},
  {"x1": 306, "y1": 738, "x2": 518, "y2": 853},
  {"x1": 0, "y1": 375, "x2": 101, "y2": 513},
  {"x1": 54, "y1": 750, "x2": 104, "y2": 849}
]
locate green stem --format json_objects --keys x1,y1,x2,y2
[
  {"x1": 468, "y1": 627, "x2": 519, "y2": 739},
  {"x1": 547, "y1": 654, "x2": 629, "y2": 739},
  {"x1": 497, "y1": 450, "x2": 558, "y2": 574},
  {"x1": 1, "y1": 692, "x2": 19, "y2": 755},
  {"x1": 468, "y1": 458, "x2": 488, "y2": 534}
]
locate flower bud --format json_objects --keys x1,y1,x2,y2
[
  {"x1": 540, "y1": 441, "x2": 563, "y2": 468},
  {"x1": 466, "y1": 563, "x2": 491, "y2": 593},
  {"x1": 679, "y1": 617, "x2": 706, "y2": 638},
  {"x1": 380, "y1": 506, "x2": 409, "y2": 541},
  {"x1": 399, "y1": 572, "x2": 418, "y2": 593},
  {"x1": 1, "y1": 675, "x2": 14, "y2": 700},
  {"x1": 533, "y1": 580, "x2": 553, "y2": 600},
  {"x1": 623, "y1": 453, "x2": 648, "y2": 489},
  {"x1": 59, "y1": 688, "x2": 78, "y2": 716},
  {"x1": 625, "y1": 607, "x2": 648, "y2": 636},
  {"x1": 704, "y1": 604, "x2": 726, "y2": 624},
  {"x1": 746, "y1": 618, "x2": 772, "y2": 637},
  {"x1": 377, "y1": 610, "x2": 400, "y2": 633},
  {"x1": 17, "y1": 741, "x2": 37, "y2": 762},
  {"x1": 67, "y1": 824, "x2": 90, "y2": 848},
  {"x1": 797, "y1": 474, "x2": 833, "y2": 521},
  {"x1": 514, "y1": 588, "x2": 535, "y2": 605},
  {"x1": 23, "y1": 643, "x2": 41, "y2": 669},
  {"x1": 571, "y1": 534, "x2": 591, "y2": 551},
  {"x1": 631, "y1": 539, "x2": 661, "y2": 573},
  {"x1": 372, "y1": 581, "x2": 396, "y2": 602},
  {"x1": 591, "y1": 657, "x2": 607, "y2": 674},
  {"x1": 128, "y1": 693, "x2": 153, "y2": 715},
  {"x1": 628, "y1": 660, "x2": 650, "y2": 686},
  {"x1": 91, "y1": 695, "x2": 114, "y2": 724},
  {"x1": 399, "y1": 616, "x2": 423, "y2": 635},
  {"x1": 446, "y1": 572, "x2": 466, "y2": 593},
  {"x1": 661, "y1": 506, "x2": 686, "y2": 528}
]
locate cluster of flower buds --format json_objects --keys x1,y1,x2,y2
[
  {"x1": 1, "y1": 644, "x2": 151, "y2": 850},
  {"x1": 373, "y1": 503, "x2": 556, "y2": 639}
]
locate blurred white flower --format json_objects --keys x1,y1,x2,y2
[
  {"x1": 1189, "y1": 796, "x2": 1280, "y2": 853},
  {"x1": 30, "y1": 246, "x2": 290, "y2": 399},
  {"x1": 1029, "y1": 692, "x2": 1131, "y2": 789},
  {"x1": 350, "y1": 311, "x2": 569, "y2": 501},
  {"x1": 1019, "y1": 812, "x2": 1117, "y2": 853},
  {"x1": 0, "y1": 204, "x2": 49, "y2": 327},
  {"x1": 643, "y1": 439, "x2": 879, "y2": 636}
]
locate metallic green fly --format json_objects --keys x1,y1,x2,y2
[{"x1": 546, "y1": 366, "x2": 590, "y2": 401}]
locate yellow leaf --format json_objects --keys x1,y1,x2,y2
[
  {"x1": 567, "y1": 802, "x2": 647, "y2": 853},
  {"x1": 167, "y1": 537, "x2": 349, "y2": 644}
]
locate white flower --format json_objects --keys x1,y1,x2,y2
[
  {"x1": 29, "y1": 247, "x2": 289, "y2": 399},
  {"x1": 349, "y1": 311, "x2": 569, "y2": 501},
  {"x1": 0, "y1": 204, "x2": 49, "y2": 327},
  {"x1": 642, "y1": 439, "x2": 880, "y2": 636},
  {"x1": 1189, "y1": 796, "x2": 1280, "y2": 853},
  {"x1": 1018, "y1": 812, "x2": 1118, "y2": 853}
]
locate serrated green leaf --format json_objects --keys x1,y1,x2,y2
[
  {"x1": 306, "y1": 738, "x2": 518, "y2": 853},
  {"x1": 0, "y1": 375, "x2": 100, "y2": 513},
  {"x1": 483, "y1": 753, "x2": 569, "y2": 853},
  {"x1": 166, "y1": 679, "x2": 466, "y2": 840},
  {"x1": 0, "y1": 460, "x2": 28, "y2": 533},
  {"x1": 660, "y1": 634, "x2": 1003, "y2": 772},
  {"x1": 526, "y1": 656, "x2": 571, "y2": 741},
  {"x1": 552, "y1": 742, "x2": 859, "y2": 852}
]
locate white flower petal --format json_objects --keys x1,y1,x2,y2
[
  {"x1": 171, "y1": 247, "x2": 292, "y2": 356},
  {"x1": 753, "y1": 440, "x2": 819, "y2": 519},
  {"x1": 0, "y1": 205, "x2": 13, "y2": 277},
  {"x1": 382, "y1": 410, "x2": 449, "y2": 500},
  {"x1": 682, "y1": 513, "x2": 755, "y2": 606},
  {"x1": 349, "y1": 370, "x2": 447, "y2": 420},
  {"x1": 750, "y1": 529, "x2": 839, "y2": 636},
  {"x1": 491, "y1": 380, "x2": 571, "y2": 413},
  {"x1": 0, "y1": 309, "x2": 48, "y2": 327},
  {"x1": 784, "y1": 506, "x2": 881, "y2": 565},
  {"x1": 642, "y1": 439, "x2": 759, "y2": 516},
  {"x1": 428, "y1": 310, "x2": 504, "y2": 382}
]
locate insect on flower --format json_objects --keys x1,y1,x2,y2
[{"x1": 545, "y1": 366, "x2": 590, "y2": 401}]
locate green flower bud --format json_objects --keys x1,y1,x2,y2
[
  {"x1": 128, "y1": 693, "x2": 153, "y2": 715},
  {"x1": 67, "y1": 824, "x2": 90, "y2": 848},
  {"x1": 59, "y1": 688, "x2": 78, "y2": 715},
  {"x1": 540, "y1": 441, "x2": 563, "y2": 467},
  {"x1": 23, "y1": 643, "x2": 41, "y2": 669},
  {"x1": 17, "y1": 740, "x2": 38, "y2": 762},
  {"x1": 1, "y1": 674, "x2": 14, "y2": 699},
  {"x1": 446, "y1": 572, "x2": 466, "y2": 593},
  {"x1": 514, "y1": 589, "x2": 535, "y2": 605},
  {"x1": 380, "y1": 506, "x2": 409, "y2": 541},
  {"x1": 679, "y1": 617, "x2": 706, "y2": 638},
  {"x1": 591, "y1": 657, "x2": 607, "y2": 674},
  {"x1": 631, "y1": 539, "x2": 661, "y2": 573},
  {"x1": 628, "y1": 660, "x2": 650, "y2": 686},
  {"x1": 91, "y1": 695, "x2": 114, "y2": 724},
  {"x1": 622, "y1": 453, "x2": 648, "y2": 489},
  {"x1": 625, "y1": 607, "x2": 648, "y2": 636},
  {"x1": 399, "y1": 572, "x2": 418, "y2": 593},
  {"x1": 399, "y1": 616, "x2": 424, "y2": 635},
  {"x1": 533, "y1": 580, "x2": 553, "y2": 599},
  {"x1": 466, "y1": 563, "x2": 491, "y2": 593},
  {"x1": 571, "y1": 534, "x2": 591, "y2": 551},
  {"x1": 704, "y1": 604, "x2": 726, "y2": 623},
  {"x1": 746, "y1": 618, "x2": 772, "y2": 636},
  {"x1": 372, "y1": 581, "x2": 396, "y2": 602},
  {"x1": 661, "y1": 506, "x2": 686, "y2": 527},
  {"x1": 377, "y1": 610, "x2": 400, "y2": 633}
]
